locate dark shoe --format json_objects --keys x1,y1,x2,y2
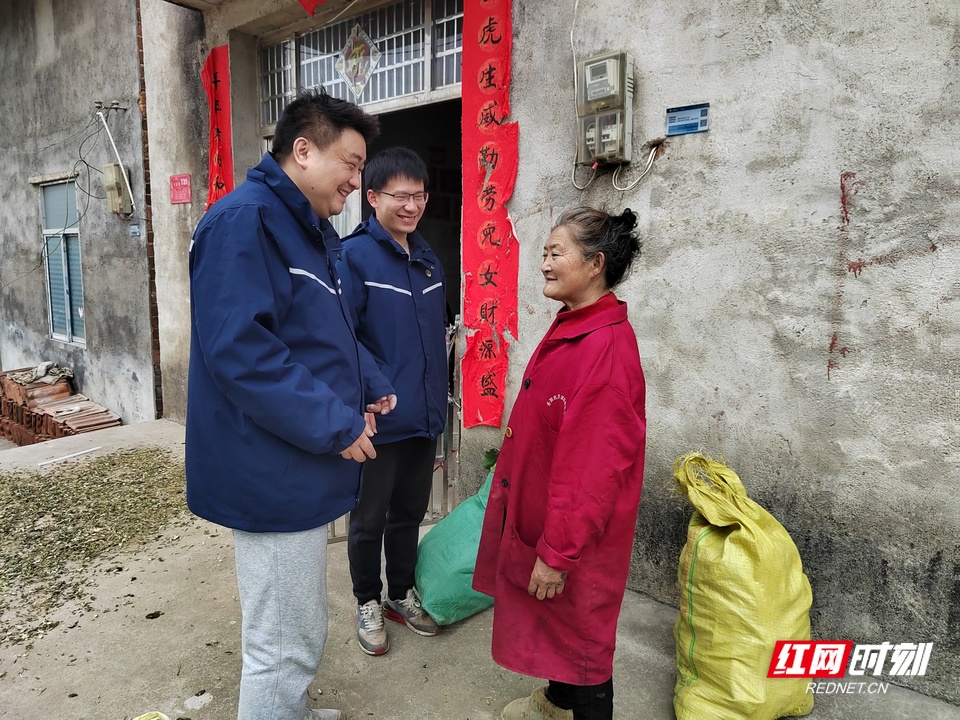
[{"x1": 382, "y1": 588, "x2": 440, "y2": 636}]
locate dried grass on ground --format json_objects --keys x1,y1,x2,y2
[{"x1": 0, "y1": 447, "x2": 186, "y2": 646}]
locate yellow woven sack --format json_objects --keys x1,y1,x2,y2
[{"x1": 673, "y1": 453, "x2": 814, "y2": 720}]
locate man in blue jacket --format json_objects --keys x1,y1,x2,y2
[
  {"x1": 186, "y1": 89, "x2": 396, "y2": 720},
  {"x1": 340, "y1": 147, "x2": 448, "y2": 655}
]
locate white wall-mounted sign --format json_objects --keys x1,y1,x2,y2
[{"x1": 666, "y1": 103, "x2": 710, "y2": 136}]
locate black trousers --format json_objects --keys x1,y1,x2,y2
[
  {"x1": 347, "y1": 436, "x2": 437, "y2": 605},
  {"x1": 547, "y1": 677, "x2": 614, "y2": 720}
]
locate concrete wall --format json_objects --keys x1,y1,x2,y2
[
  {"x1": 141, "y1": 0, "x2": 207, "y2": 423},
  {"x1": 0, "y1": 0, "x2": 156, "y2": 424},
  {"x1": 457, "y1": 0, "x2": 960, "y2": 703}
]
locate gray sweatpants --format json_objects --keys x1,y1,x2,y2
[{"x1": 233, "y1": 526, "x2": 329, "y2": 720}]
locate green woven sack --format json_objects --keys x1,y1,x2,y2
[
  {"x1": 673, "y1": 453, "x2": 815, "y2": 720},
  {"x1": 416, "y1": 472, "x2": 494, "y2": 625}
]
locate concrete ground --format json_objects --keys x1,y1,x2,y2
[{"x1": 0, "y1": 420, "x2": 957, "y2": 720}]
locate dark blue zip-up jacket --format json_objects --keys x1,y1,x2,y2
[
  {"x1": 340, "y1": 216, "x2": 448, "y2": 443},
  {"x1": 186, "y1": 153, "x2": 393, "y2": 533}
]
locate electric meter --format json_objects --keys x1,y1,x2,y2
[
  {"x1": 576, "y1": 52, "x2": 634, "y2": 165},
  {"x1": 103, "y1": 162, "x2": 133, "y2": 215}
]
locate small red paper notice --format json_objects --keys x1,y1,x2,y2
[{"x1": 170, "y1": 174, "x2": 192, "y2": 204}]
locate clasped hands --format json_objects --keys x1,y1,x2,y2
[{"x1": 340, "y1": 394, "x2": 398, "y2": 462}]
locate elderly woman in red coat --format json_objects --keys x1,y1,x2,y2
[{"x1": 473, "y1": 207, "x2": 646, "y2": 720}]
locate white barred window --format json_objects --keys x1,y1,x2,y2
[
  {"x1": 260, "y1": 0, "x2": 462, "y2": 127},
  {"x1": 432, "y1": 0, "x2": 463, "y2": 87}
]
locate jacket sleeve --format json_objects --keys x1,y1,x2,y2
[
  {"x1": 191, "y1": 205, "x2": 365, "y2": 454},
  {"x1": 358, "y1": 343, "x2": 395, "y2": 403},
  {"x1": 339, "y1": 246, "x2": 394, "y2": 402},
  {"x1": 535, "y1": 382, "x2": 645, "y2": 572}
]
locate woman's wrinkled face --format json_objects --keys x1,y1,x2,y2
[{"x1": 540, "y1": 226, "x2": 598, "y2": 308}]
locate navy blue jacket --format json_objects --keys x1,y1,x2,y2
[
  {"x1": 340, "y1": 216, "x2": 448, "y2": 443},
  {"x1": 186, "y1": 153, "x2": 393, "y2": 532}
]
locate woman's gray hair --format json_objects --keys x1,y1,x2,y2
[{"x1": 553, "y1": 207, "x2": 641, "y2": 289}]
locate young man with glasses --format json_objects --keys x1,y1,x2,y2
[{"x1": 339, "y1": 147, "x2": 447, "y2": 655}]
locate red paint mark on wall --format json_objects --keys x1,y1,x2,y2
[
  {"x1": 839, "y1": 171, "x2": 865, "y2": 229},
  {"x1": 828, "y1": 172, "x2": 956, "y2": 378},
  {"x1": 846, "y1": 241, "x2": 940, "y2": 277},
  {"x1": 828, "y1": 332, "x2": 850, "y2": 357},
  {"x1": 847, "y1": 259, "x2": 866, "y2": 277},
  {"x1": 827, "y1": 331, "x2": 851, "y2": 380},
  {"x1": 829, "y1": 172, "x2": 865, "y2": 379}
]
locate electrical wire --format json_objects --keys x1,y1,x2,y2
[
  {"x1": 0, "y1": 115, "x2": 102, "y2": 292},
  {"x1": 96, "y1": 111, "x2": 136, "y2": 216},
  {"x1": 611, "y1": 144, "x2": 658, "y2": 192},
  {"x1": 570, "y1": 0, "x2": 580, "y2": 101},
  {"x1": 0, "y1": 115, "x2": 99, "y2": 156},
  {"x1": 327, "y1": 0, "x2": 361, "y2": 25},
  {"x1": 73, "y1": 121, "x2": 107, "y2": 201},
  {"x1": 572, "y1": 161, "x2": 598, "y2": 191},
  {"x1": 0, "y1": 203, "x2": 92, "y2": 293},
  {"x1": 569, "y1": 0, "x2": 589, "y2": 190}
]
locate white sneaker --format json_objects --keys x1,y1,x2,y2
[
  {"x1": 306, "y1": 709, "x2": 343, "y2": 720},
  {"x1": 356, "y1": 599, "x2": 389, "y2": 655}
]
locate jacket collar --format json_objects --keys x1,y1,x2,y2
[
  {"x1": 360, "y1": 216, "x2": 433, "y2": 264},
  {"x1": 249, "y1": 152, "x2": 339, "y2": 249},
  {"x1": 549, "y1": 292, "x2": 628, "y2": 340}
]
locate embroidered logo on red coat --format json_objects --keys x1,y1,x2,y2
[{"x1": 546, "y1": 394, "x2": 567, "y2": 414}]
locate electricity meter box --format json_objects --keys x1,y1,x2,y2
[
  {"x1": 103, "y1": 162, "x2": 133, "y2": 215},
  {"x1": 576, "y1": 52, "x2": 634, "y2": 165}
]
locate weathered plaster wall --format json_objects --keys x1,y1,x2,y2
[
  {"x1": 0, "y1": 0, "x2": 156, "y2": 423},
  {"x1": 142, "y1": 0, "x2": 207, "y2": 423},
  {"x1": 460, "y1": 0, "x2": 960, "y2": 703}
]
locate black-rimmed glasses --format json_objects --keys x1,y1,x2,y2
[{"x1": 375, "y1": 190, "x2": 429, "y2": 205}]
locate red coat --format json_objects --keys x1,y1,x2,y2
[{"x1": 473, "y1": 292, "x2": 646, "y2": 685}]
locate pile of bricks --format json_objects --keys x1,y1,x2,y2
[{"x1": 0, "y1": 368, "x2": 121, "y2": 446}]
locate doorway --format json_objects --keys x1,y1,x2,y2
[
  {"x1": 364, "y1": 99, "x2": 462, "y2": 319},
  {"x1": 327, "y1": 98, "x2": 463, "y2": 542}
]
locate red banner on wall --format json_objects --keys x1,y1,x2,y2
[
  {"x1": 200, "y1": 45, "x2": 234, "y2": 209},
  {"x1": 461, "y1": 0, "x2": 518, "y2": 429}
]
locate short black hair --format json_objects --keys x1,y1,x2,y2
[
  {"x1": 271, "y1": 87, "x2": 380, "y2": 162},
  {"x1": 363, "y1": 146, "x2": 429, "y2": 193},
  {"x1": 554, "y1": 207, "x2": 642, "y2": 289}
]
